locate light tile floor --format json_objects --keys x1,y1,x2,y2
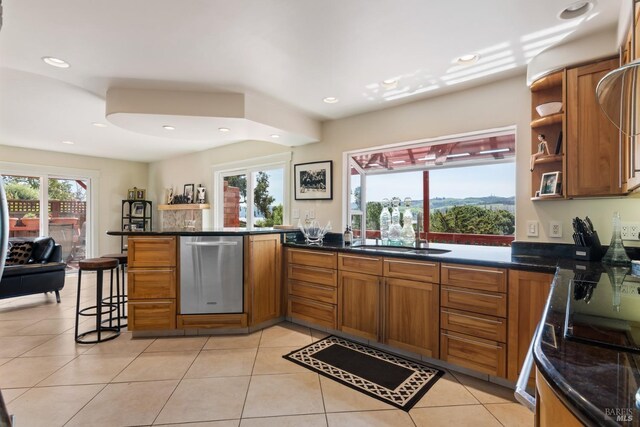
[{"x1": 0, "y1": 272, "x2": 533, "y2": 426}]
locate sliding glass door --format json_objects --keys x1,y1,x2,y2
[{"x1": 2, "y1": 173, "x2": 91, "y2": 270}]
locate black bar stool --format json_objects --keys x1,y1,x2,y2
[
  {"x1": 100, "y1": 253, "x2": 128, "y2": 328},
  {"x1": 75, "y1": 258, "x2": 121, "y2": 344}
]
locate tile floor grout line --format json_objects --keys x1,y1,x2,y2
[
  {"x1": 60, "y1": 382, "x2": 110, "y2": 427},
  {"x1": 482, "y1": 401, "x2": 510, "y2": 427},
  {"x1": 238, "y1": 341, "x2": 261, "y2": 422},
  {"x1": 149, "y1": 339, "x2": 208, "y2": 426}
]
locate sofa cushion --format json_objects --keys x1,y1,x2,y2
[
  {"x1": 6, "y1": 242, "x2": 34, "y2": 265},
  {"x1": 30, "y1": 237, "x2": 55, "y2": 263},
  {"x1": 2, "y1": 262, "x2": 67, "y2": 277}
]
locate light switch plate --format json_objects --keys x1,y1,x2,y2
[
  {"x1": 292, "y1": 208, "x2": 300, "y2": 219},
  {"x1": 527, "y1": 220, "x2": 539, "y2": 237}
]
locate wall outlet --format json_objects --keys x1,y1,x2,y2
[
  {"x1": 549, "y1": 221, "x2": 562, "y2": 238},
  {"x1": 292, "y1": 208, "x2": 300, "y2": 219},
  {"x1": 308, "y1": 209, "x2": 316, "y2": 219},
  {"x1": 621, "y1": 222, "x2": 640, "y2": 240},
  {"x1": 527, "y1": 220, "x2": 539, "y2": 237}
]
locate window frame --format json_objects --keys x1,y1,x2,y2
[
  {"x1": 0, "y1": 162, "x2": 99, "y2": 259},
  {"x1": 211, "y1": 152, "x2": 292, "y2": 228},
  {"x1": 342, "y1": 126, "x2": 516, "y2": 245}
]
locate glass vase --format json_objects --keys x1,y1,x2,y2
[{"x1": 602, "y1": 212, "x2": 631, "y2": 265}]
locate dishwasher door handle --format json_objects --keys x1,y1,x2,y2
[
  {"x1": 514, "y1": 322, "x2": 541, "y2": 412},
  {"x1": 186, "y1": 241, "x2": 239, "y2": 247}
]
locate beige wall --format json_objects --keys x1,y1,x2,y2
[
  {"x1": 148, "y1": 74, "x2": 640, "y2": 247},
  {"x1": 1, "y1": 145, "x2": 148, "y2": 255}
]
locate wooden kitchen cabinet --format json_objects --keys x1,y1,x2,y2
[
  {"x1": 127, "y1": 236, "x2": 177, "y2": 331},
  {"x1": 338, "y1": 270, "x2": 381, "y2": 341},
  {"x1": 384, "y1": 277, "x2": 439, "y2": 358},
  {"x1": 507, "y1": 269, "x2": 553, "y2": 383},
  {"x1": 439, "y1": 263, "x2": 508, "y2": 377},
  {"x1": 566, "y1": 57, "x2": 622, "y2": 197},
  {"x1": 247, "y1": 234, "x2": 282, "y2": 326},
  {"x1": 286, "y1": 248, "x2": 338, "y2": 329}
]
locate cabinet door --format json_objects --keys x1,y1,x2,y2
[
  {"x1": 338, "y1": 271, "x2": 381, "y2": 341},
  {"x1": 128, "y1": 268, "x2": 176, "y2": 299},
  {"x1": 507, "y1": 270, "x2": 553, "y2": 383},
  {"x1": 249, "y1": 234, "x2": 282, "y2": 326},
  {"x1": 128, "y1": 300, "x2": 176, "y2": 331},
  {"x1": 566, "y1": 58, "x2": 622, "y2": 197},
  {"x1": 384, "y1": 277, "x2": 439, "y2": 358}
]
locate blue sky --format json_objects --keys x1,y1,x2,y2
[{"x1": 366, "y1": 162, "x2": 515, "y2": 201}]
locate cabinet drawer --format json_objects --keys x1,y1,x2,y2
[
  {"x1": 128, "y1": 300, "x2": 176, "y2": 331},
  {"x1": 384, "y1": 258, "x2": 439, "y2": 283},
  {"x1": 288, "y1": 295, "x2": 336, "y2": 329},
  {"x1": 128, "y1": 237, "x2": 177, "y2": 268},
  {"x1": 441, "y1": 286, "x2": 506, "y2": 318},
  {"x1": 441, "y1": 308, "x2": 506, "y2": 343},
  {"x1": 440, "y1": 330, "x2": 506, "y2": 377},
  {"x1": 338, "y1": 253, "x2": 383, "y2": 275},
  {"x1": 287, "y1": 249, "x2": 337, "y2": 269},
  {"x1": 128, "y1": 268, "x2": 176, "y2": 299},
  {"x1": 288, "y1": 279, "x2": 337, "y2": 304},
  {"x1": 441, "y1": 263, "x2": 506, "y2": 293},
  {"x1": 288, "y1": 264, "x2": 337, "y2": 287}
]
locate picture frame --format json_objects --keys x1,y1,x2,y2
[
  {"x1": 131, "y1": 201, "x2": 145, "y2": 217},
  {"x1": 183, "y1": 184, "x2": 195, "y2": 203},
  {"x1": 294, "y1": 160, "x2": 333, "y2": 200},
  {"x1": 135, "y1": 188, "x2": 146, "y2": 200},
  {"x1": 127, "y1": 188, "x2": 136, "y2": 200},
  {"x1": 539, "y1": 171, "x2": 561, "y2": 196}
]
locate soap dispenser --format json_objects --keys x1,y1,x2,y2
[{"x1": 344, "y1": 226, "x2": 353, "y2": 246}]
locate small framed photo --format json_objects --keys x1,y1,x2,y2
[
  {"x1": 135, "y1": 188, "x2": 146, "y2": 200},
  {"x1": 127, "y1": 188, "x2": 136, "y2": 200},
  {"x1": 539, "y1": 171, "x2": 562, "y2": 196},
  {"x1": 131, "y1": 202, "x2": 145, "y2": 217},
  {"x1": 294, "y1": 161, "x2": 333, "y2": 200},
  {"x1": 183, "y1": 184, "x2": 195, "y2": 203}
]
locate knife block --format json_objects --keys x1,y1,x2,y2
[{"x1": 573, "y1": 231, "x2": 603, "y2": 261}]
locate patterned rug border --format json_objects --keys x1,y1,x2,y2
[{"x1": 283, "y1": 335, "x2": 444, "y2": 411}]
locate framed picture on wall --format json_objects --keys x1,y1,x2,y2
[
  {"x1": 294, "y1": 161, "x2": 333, "y2": 200},
  {"x1": 131, "y1": 202, "x2": 145, "y2": 217},
  {"x1": 135, "y1": 188, "x2": 146, "y2": 200},
  {"x1": 127, "y1": 188, "x2": 136, "y2": 200}
]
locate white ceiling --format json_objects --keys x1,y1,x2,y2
[{"x1": 0, "y1": 0, "x2": 623, "y2": 162}]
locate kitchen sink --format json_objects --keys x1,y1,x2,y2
[{"x1": 351, "y1": 245, "x2": 451, "y2": 255}]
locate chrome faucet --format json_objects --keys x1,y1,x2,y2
[{"x1": 415, "y1": 212, "x2": 427, "y2": 248}]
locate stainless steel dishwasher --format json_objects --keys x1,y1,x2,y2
[{"x1": 179, "y1": 235, "x2": 244, "y2": 314}]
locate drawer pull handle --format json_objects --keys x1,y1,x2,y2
[
  {"x1": 441, "y1": 310, "x2": 503, "y2": 324},
  {"x1": 443, "y1": 287, "x2": 503, "y2": 299},
  {"x1": 442, "y1": 332, "x2": 501, "y2": 349},
  {"x1": 341, "y1": 255, "x2": 381, "y2": 261},
  {"x1": 444, "y1": 265, "x2": 503, "y2": 275},
  {"x1": 386, "y1": 259, "x2": 437, "y2": 268},
  {"x1": 293, "y1": 250, "x2": 334, "y2": 256}
]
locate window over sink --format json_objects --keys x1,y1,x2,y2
[{"x1": 344, "y1": 127, "x2": 516, "y2": 246}]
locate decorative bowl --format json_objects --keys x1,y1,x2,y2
[
  {"x1": 299, "y1": 220, "x2": 331, "y2": 245},
  {"x1": 535, "y1": 101, "x2": 562, "y2": 117}
]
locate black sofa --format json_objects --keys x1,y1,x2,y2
[{"x1": 1, "y1": 237, "x2": 66, "y2": 303}]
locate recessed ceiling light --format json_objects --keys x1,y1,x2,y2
[
  {"x1": 391, "y1": 160, "x2": 406, "y2": 164},
  {"x1": 323, "y1": 97, "x2": 339, "y2": 104},
  {"x1": 163, "y1": 125, "x2": 175, "y2": 130},
  {"x1": 270, "y1": 134, "x2": 280, "y2": 139},
  {"x1": 61, "y1": 140, "x2": 74, "y2": 145},
  {"x1": 218, "y1": 127, "x2": 230, "y2": 132},
  {"x1": 381, "y1": 79, "x2": 399, "y2": 89},
  {"x1": 92, "y1": 122, "x2": 107, "y2": 128},
  {"x1": 558, "y1": 1, "x2": 594, "y2": 20},
  {"x1": 42, "y1": 56, "x2": 70, "y2": 68},
  {"x1": 455, "y1": 53, "x2": 480, "y2": 65}
]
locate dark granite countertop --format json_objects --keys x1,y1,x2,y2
[
  {"x1": 283, "y1": 238, "x2": 559, "y2": 273},
  {"x1": 107, "y1": 227, "x2": 292, "y2": 236},
  {"x1": 534, "y1": 261, "x2": 640, "y2": 427}
]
